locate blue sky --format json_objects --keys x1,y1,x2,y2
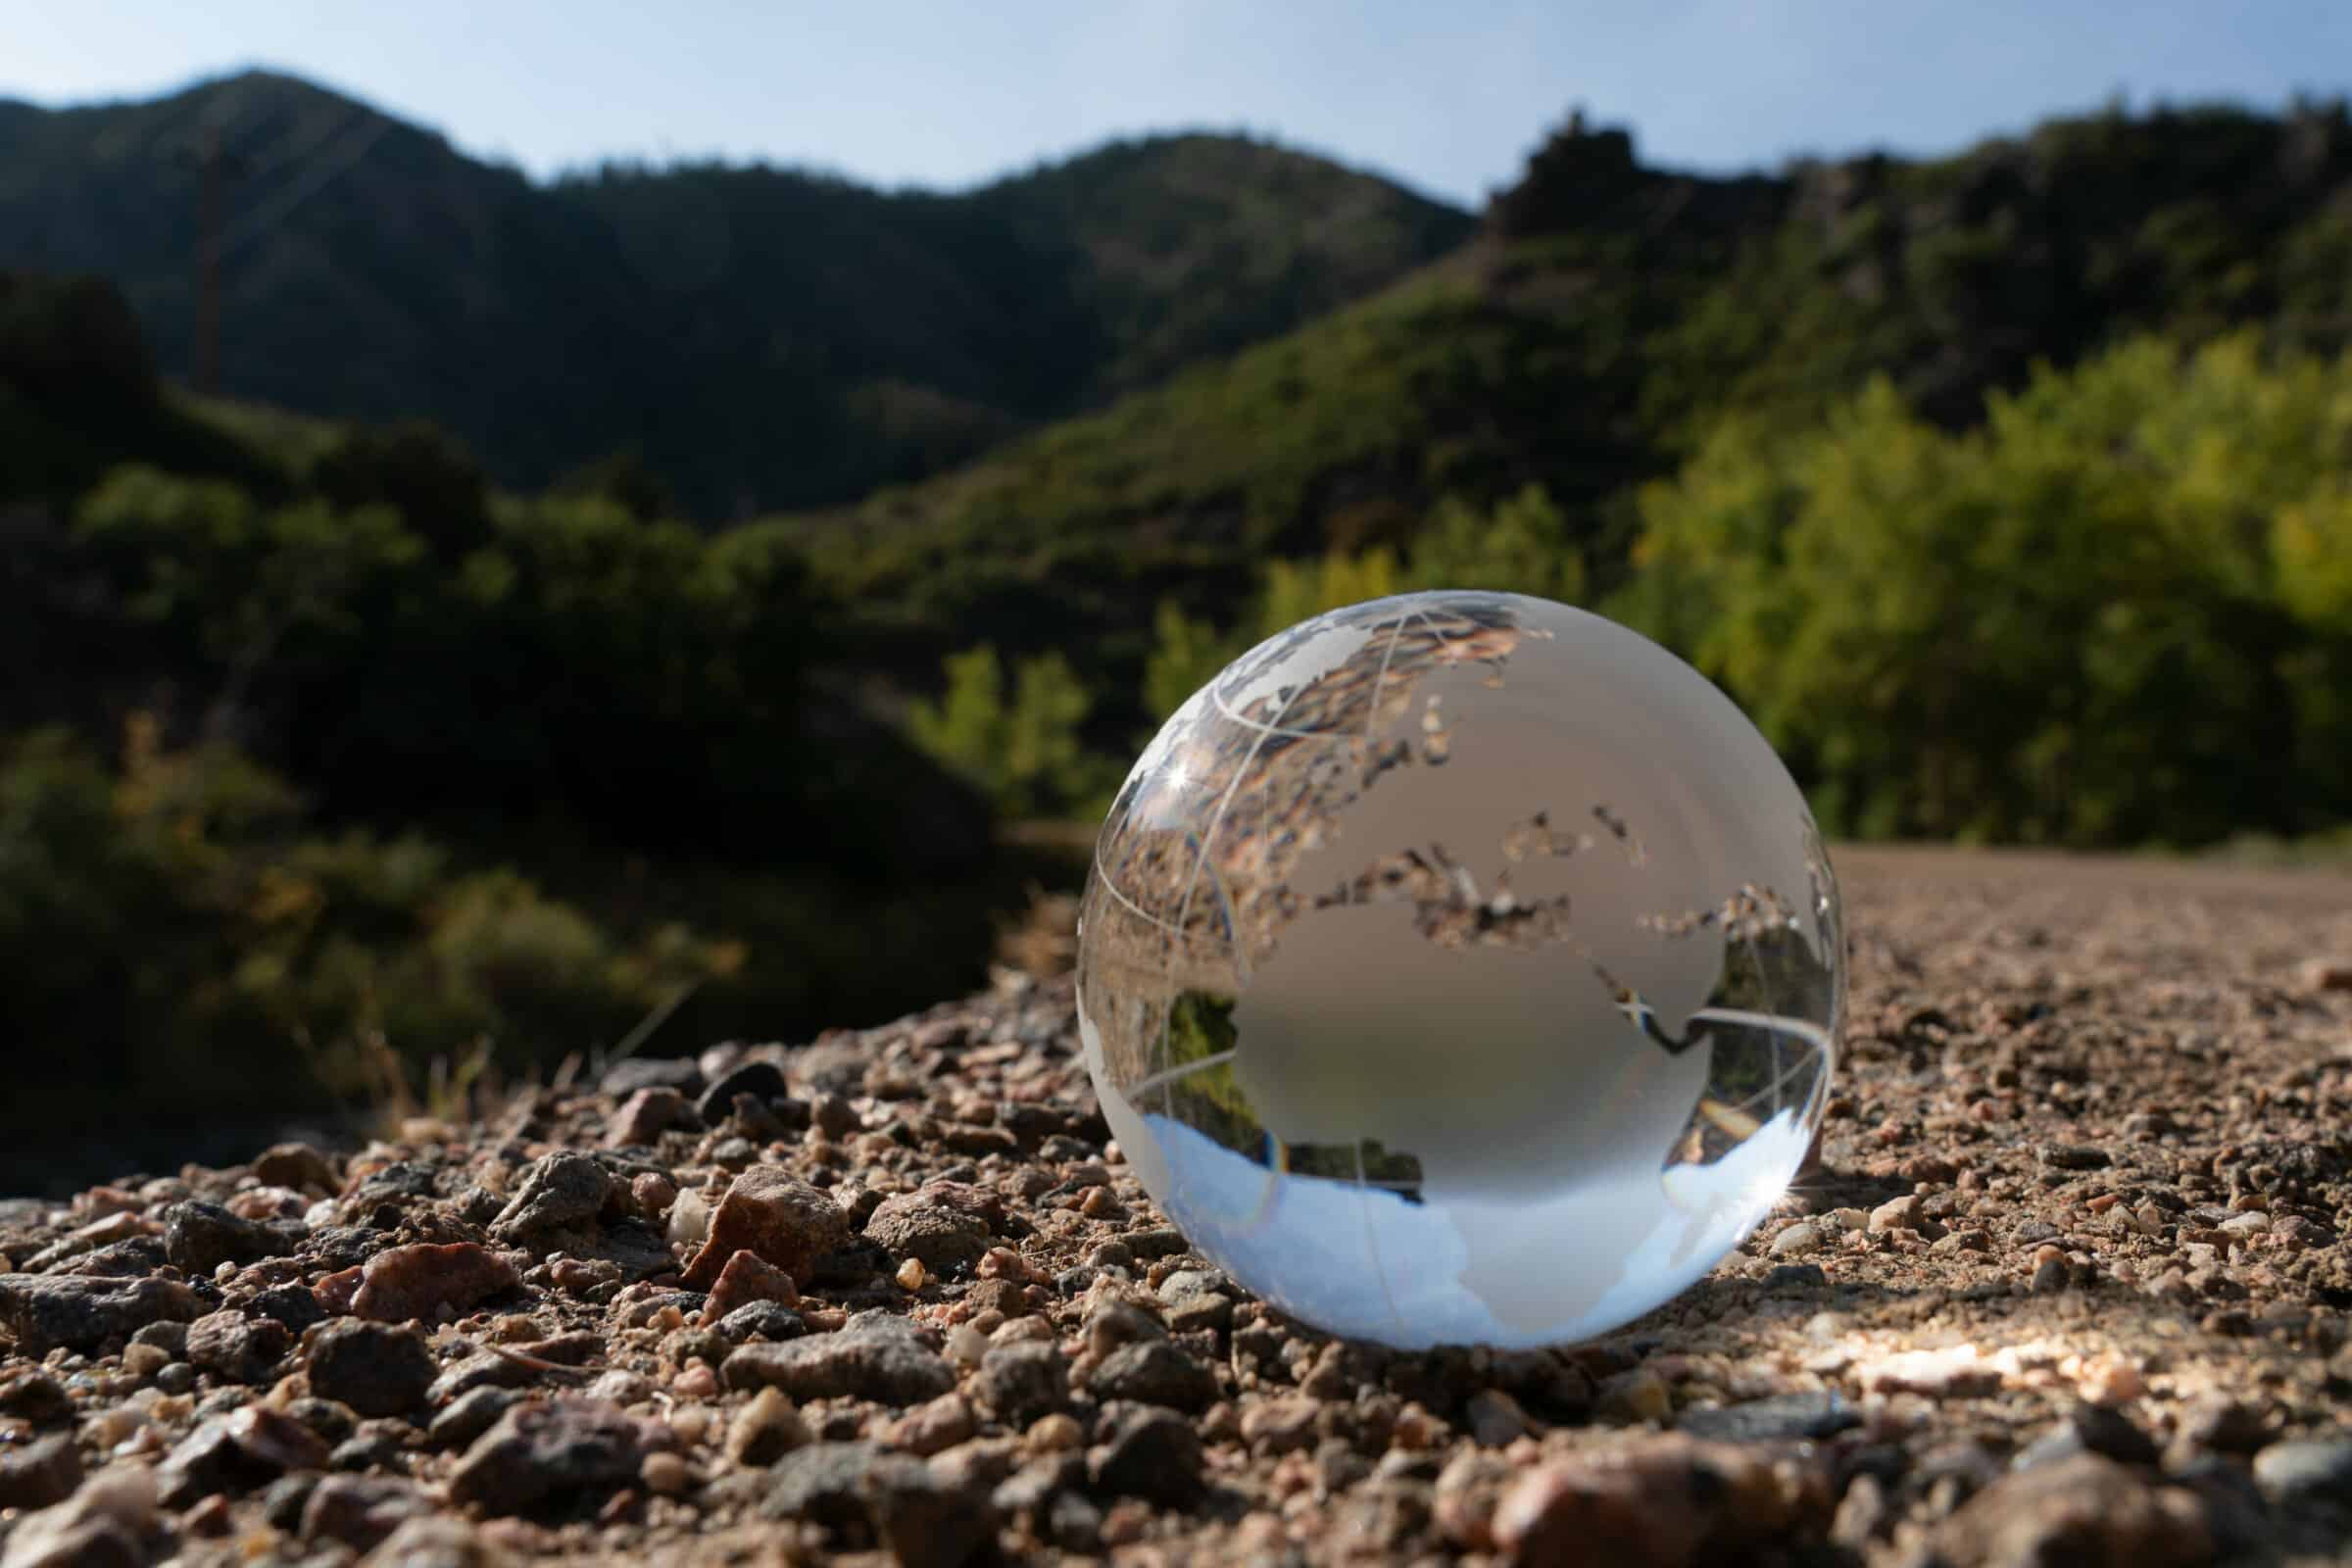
[{"x1": 8, "y1": 2, "x2": 2349, "y2": 207}]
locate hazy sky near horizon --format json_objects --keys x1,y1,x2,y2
[{"x1": 8, "y1": 2, "x2": 2349, "y2": 207}]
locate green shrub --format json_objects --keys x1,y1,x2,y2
[
  {"x1": 1628, "y1": 331, "x2": 2352, "y2": 844},
  {"x1": 0, "y1": 720, "x2": 737, "y2": 1138},
  {"x1": 908, "y1": 645, "x2": 1121, "y2": 819}
]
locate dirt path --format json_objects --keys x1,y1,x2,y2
[{"x1": 2, "y1": 849, "x2": 2350, "y2": 1565}]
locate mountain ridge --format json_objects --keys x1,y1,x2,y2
[
  {"x1": 772, "y1": 96, "x2": 2352, "y2": 721},
  {"x1": 0, "y1": 68, "x2": 1475, "y2": 517}
]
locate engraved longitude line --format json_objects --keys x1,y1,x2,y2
[
  {"x1": 1721, "y1": 1031, "x2": 1828, "y2": 1120},
  {"x1": 1208, "y1": 682, "x2": 1352, "y2": 743},
  {"x1": 1360, "y1": 608, "x2": 1415, "y2": 749},
  {"x1": 1123, "y1": 1049, "x2": 1239, "y2": 1098},
  {"x1": 1746, "y1": 931, "x2": 1782, "y2": 1122},
  {"x1": 1091, "y1": 841, "x2": 1193, "y2": 942},
  {"x1": 1355, "y1": 1141, "x2": 1407, "y2": 1343}
]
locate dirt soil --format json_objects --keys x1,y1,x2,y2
[{"x1": 4, "y1": 847, "x2": 2352, "y2": 1567}]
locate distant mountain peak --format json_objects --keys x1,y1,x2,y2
[{"x1": 0, "y1": 70, "x2": 1474, "y2": 517}]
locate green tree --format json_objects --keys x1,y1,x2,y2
[
  {"x1": 1631, "y1": 331, "x2": 2352, "y2": 844},
  {"x1": 908, "y1": 645, "x2": 1117, "y2": 818},
  {"x1": 1139, "y1": 485, "x2": 1583, "y2": 723},
  {"x1": 1142, "y1": 600, "x2": 1236, "y2": 725},
  {"x1": 1405, "y1": 482, "x2": 1585, "y2": 601}
]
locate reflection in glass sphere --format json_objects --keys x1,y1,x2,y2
[{"x1": 1076, "y1": 592, "x2": 1842, "y2": 1349}]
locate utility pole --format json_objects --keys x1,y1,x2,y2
[{"x1": 193, "y1": 123, "x2": 225, "y2": 396}]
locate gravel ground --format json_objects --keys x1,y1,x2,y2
[{"x1": 4, "y1": 847, "x2": 2352, "y2": 1567}]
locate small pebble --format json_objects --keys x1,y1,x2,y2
[
  {"x1": 640, "y1": 1450, "x2": 692, "y2": 1495},
  {"x1": 1770, "y1": 1222, "x2": 1826, "y2": 1256},
  {"x1": 2253, "y1": 1438, "x2": 2352, "y2": 1504},
  {"x1": 1027, "y1": 1411, "x2": 1083, "y2": 1451},
  {"x1": 726, "y1": 1387, "x2": 811, "y2": 1465}
]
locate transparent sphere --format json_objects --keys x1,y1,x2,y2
[{"x1": 1076, "y1": 592, "x2": 1842, "y2": 1349}]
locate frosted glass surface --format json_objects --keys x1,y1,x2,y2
[{"x1": 1076, "y1": 592, "x2": 1842, "y2": 1348}]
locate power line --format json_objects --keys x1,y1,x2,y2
[{"x1": 216, "y1": 111, "x2": 395, "y2": 262}]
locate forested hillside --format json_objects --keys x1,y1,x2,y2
[
  {"x1": 792, "y1": 102, "x2": 2352, "y2": 698},
  {"x1": 0, "y1": 70, "x2": 1472, "y2": 517}
]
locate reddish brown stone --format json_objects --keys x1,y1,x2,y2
[
  {"x1": 697, "y1": 1250, "x2": 801, "y2": 1326},
  {"x1": 679, "y1": 1168, "x2": 847, "y2": 1291},
  {"x1": 608, "y1": 1088, "x2": 690, "y2": 1149},
  {"x1": 1930, "y1": 1452, "x2": 2211, "y2": 1568},
  {"x1": 351, "y1": 1243, "x2": 521, "y2": 1323},
  {"x1": 1491, "y1": 1437, "x2": 1801, "y2": 1568}
]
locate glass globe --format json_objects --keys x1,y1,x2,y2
[{"x1": 1076, "y1": 591, "x2": 1842, "y2": 1349}]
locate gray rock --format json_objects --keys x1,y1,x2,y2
[
  {"x1": 429, "y1": 1388, "x2": 524, "y2": 1450},
  {"x1": 759, "y1": 1443, "x2": 992, "y2": 1568},
  {"x1": 2179, "y1": 1394, "x2": 2269, "y2": 1454},
  {"x1": 1677, "y1": 1391, "x2": 1859, "y2": 1444},
  {"x1": 448, "y1": 1398, "x2": 655, "y2": 1516},
  {"x1": 994, "y1": 1452, "x2": 1086, "y2": 1517},
  {"x1": 331, "y1": 1420, "x2": 415, "y2": 1475},
  {"x1": 308, "y1": 1320, "x2": 437, "y2": 1419},
  {"x1": 2010, "y1": 1403, "x2": 2160, "y2": 1470},
  {"x1": 1125, "y1": 1227, "x2": 1189, "y2": 1259},
  {"x1": 1166, "y1": 1293, "x2": 1233, "y2": 1335},
  {"x1": 758, "y1": 1441, "x2": 907, "y2": 1527},
  {"x1": 811, "y1": 1094, "x2": 860, "y2": 1141},
  {"x1": 1045, "y1": 1491, "x2": 1104, "y2": 1553},
  {"x1": 867, "y1": 1470, "x2": 994, "y2": 1568},
  {"x1": 338, "y1": 1163, "x2": 444, "y2": 1226},
  {"x1": 426, "y1": 1350, "x2": 540, "y2": 1405},
  {"x1": 0, "y1": 1433, "x2": 81, "y2": 1510},
  {"x1": 299, "y1": 1474, "x2": 429, "y2": 1549},
  {"x1": 185, "y1": 1309, "x2": 293, "y2": 1385},
  {"x1": 697, "y1": 1061, "x2": 791, "y2": 1126},
  {"x1": 1083, "y1": 1299, "x2": 1166, "y2": 1358},
  {"x1": 1760, "y1": 1263, "x2": 1829, "y2": 1291},
  {"x1": 247, "y1": 1283, "x2": 328, "y2": 1335},
  {"x1": 1087, "y1": 1340, "x2": 1215, "y2": 1412},
  {"x1": 0, "y1": 1369, "x2": 73, "y2": 1424},
  {"x1": 971, "y1": 1343, "x2": 1070, "y2": 1426},
  {"x1": 281, "y1": 1397, "x2": 357, "y2": 1446},
  {"x1": 127, "y1": 1321, "x2": 189, "y2": 1357},
  {"x1": 0, "y1": 1272, "x2": 201, "y2": 1353},
  {"x1": 723, "y1": 1321, "x2": 955, "y2": 1405},
  {"x1": 2254, "y1": 1438, "x2": 2352, "y2": 1505},
  {"x1": 1769, "y1": 1221, "x2": 1827, "y2": 1256},
  {"x1": 162, "y1": 1200, "x2": 300, "y2": 1276},
  {"x1": 364, "y1": 1516, "x2": 515, "y2": 1567},
  {"x1": 261, "y1": 1472, "x2": 321, "y2": 1533},
  {"x1": 1154, "y1": 1268, "x2": 1228, "y2": 1301},
  {"x1": 489, "y1": 1153, "x2": 615, "y2": 1248},
  {"x1": 158, "y1": 1408, "x2": 331, "y2": 1507},
  {"x1": 715, "y1": 1301, "x2": 807, "y2": 1344},
  {"x1": 863, "y1": 1195, "x2": 992, "y2": 1274},
  {"x1": 2039, "y1": 1144, "x2": 2112, "y2": 1170},
  {"x1": 1930, "y1": 1452, "x2": 2210, "y2": 1568},
  {"x1": 1089, "y1": 1404, "x2": 1204, "y2": 1505},
  {"x1": 0, "y1": 1468, "x2": 160, "y2": 1568},
  {"x1": 79, "y1": 1244, "x2": 172, "y2": 1281}
]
